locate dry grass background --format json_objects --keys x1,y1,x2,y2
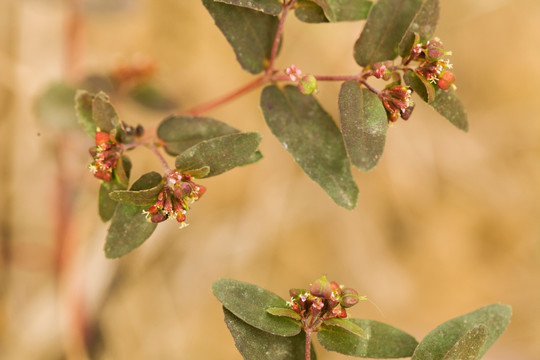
[{"x1": 1, "y1": 0, "x2": 540, "y2": 359}]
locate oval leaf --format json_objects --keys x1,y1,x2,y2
[
  {"x1": 312, "y1": 0, "x2": 372, "y2": 22},
  {"x1": 75, "y1": 90, "x2": 97, "y2": 137},
  {"x1": 92, "y1": 92, "x2": 120, "y2": 133},
  {"x1": 212, "y1": 279, "x2": 302, "y2": 336},
  {"x1": 412, "y1": 304, "x2": 512, "y2": 360},
  {"x1": 157, "y1": 115, "x2": 241, "y2": 156},
  {"x1": 323, "y1": 318, "x2": 366, "y2": 338},
  {"x1": 267, "y1": 307, "x2": 302, "y2": 320},
  {"x1": 214, "y1": 0, "x2": 282, "y2": 16},
  {"x1": 109, "y1": 182, "x2": 164, "y2": 206},
  {"x1": 104, "y1": 172, "x2": 163, "y2": 258},
  {"x1": 294, "y1": 0, "x2": 329, "y2": 23},
  {"x1": 403, "y1": 70, "x2": 435, "y2": 103},
  {"x1": 398, "y1": 0, "x2": 439, "y2": 57},
  {"x1": 175, "y1": 132, "x2": 262, "y2": 177},
  {"x1": 260, "y1": 85, "x2": 358, "y2": 209},
  {"x1": 128, "y1": 82, "x2": 176, "y2": 111},
  {"x1": 430, "y1": 88, "x2": 468, "y2": 131},
  {"x1": 202, "y1": 0, "x2": 279, "y2": 74},
  {"x1": 223, "y1": 308, "x2": 316, "y2": 360},
  {"x1": 318, "y1": 318, "x2": 418, "y2": 358},
  {"x1": 354, "y1": 0, "x2": 424, "y2": 67},
  {"x1": 339, "y1": 81, "x2": 388, "y2": 172},
  {"x1": 442, "y1": 325, "x2": 488, "y2": 360}
]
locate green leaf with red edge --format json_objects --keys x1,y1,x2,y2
[
  {"x1": 98, "y1": 156, "x2": 132, "y2": 222},
  {"x1": 212, "y1": 279, "x2": 302, "y2": 337},
  {"x1": 338, "y1": 81, "x2": 388, "y2": 172},
  {"x1": 223, "y1": 308, "x2": 316, "y2": 360},
  {"x1": 312, "y1": 0, "x2": 372, "y2": 22},
  {"x1": 261, "y1": 84, "x2": 358, "y2": 209},
  {"x1": 430, "y1": 87, "x2": 468, "y2": 131},
  {"x1": 403, "y1": 69, "x2": 436, "y2": 103},
  {"x1": 202, "y1": 0, "x2": 279, "y2": 74},
  {"x1": 441, "y1": 325, "x2": 488, "y2": 360},
  {"x1": 318, "y1": 318, "x2": 418, "y2": 358},
  {"x1": 294, "y1": 0, "x2": 328, "y2": 23},
  {"x1": 175, "y1": 132, "x2": 262, "y2": 177},
  {"x1": 214, "y1": 0, "x2": 282, "y2": 16},
  {"x1": 75, "y1": 90, "x2": 97, "y2": 137},
  {"x1": 354, "y1": 0, "x2": 424, "y2": 67},
  {"x1": 104, "y1": 171, "x2": 163, "y2": 258},
  {"x1": 92, "y1": 92, "x2": 120, "y2": 133},
  {"x1": 398, "y1": 0, "x2": 440, "y2": 58},
  {"x1": 412, "y1": 304, "x2": 512, "y2": 360}
]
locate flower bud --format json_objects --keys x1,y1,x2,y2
[
  {"x1": 425, "y1": 40, "x2": 445, "y2": 61},
  {"x1": 95, "y1": 131, "x2": 110, "y2": 145},
  {"x1": 310, "y1": 276, "x2": 332, "y2": 299},
  {"x1": 437, "y1": 71, "x2": 455, "y2": 90},
  {"x1": 298, "y1": 75, "x2": 318, "y2": 95},
  {"x1": 340, "y1": 288, "x2": 360, "y2": 308},
  {"x1": 150, "y1": 213, "x2": 168, "y2": 223}
]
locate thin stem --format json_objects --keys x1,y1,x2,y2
[
  {"x1": 180, "y1": 76, "x2": 264, "y2": 116},
  {"x1": 148, "y1": 141, "x2": 171, "y2": 172},
  {"x1": 305, "y1": 329, "x2": 312, "y2": 360},
  {"x1": 266, "y1": 0, "x2": 297, "y2": 77},
  {"x1": 360, "y1": 79, "x2": 381, "y2": 95}
]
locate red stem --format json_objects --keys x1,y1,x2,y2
[
  {"x1": 266, "y1": 1, "x2": 296, "y2": 77},
  {"x1": 305, "y1": 329, "x2": 312, "y2": 360}
]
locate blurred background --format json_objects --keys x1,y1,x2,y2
[{"x1": 1, "y1": 0, "x2": 539, "y2": 359}]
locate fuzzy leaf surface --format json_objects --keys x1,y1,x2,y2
[
  {"x1": 109, "y1": 181, "x2": 164, "y2": 206},
  {"x1": 398, "y1": 0, "x2": 439, "y2": 57},
  {"x1": 75, "y1": 90, "x2": 97, "y2": 137},
  {"x1": 403, "y1": 70, "x2": 435, "y2": 103},
  {"x1": 318, "y1": 318, "x2": 418, "y2": 358},
  {"x1": 412, "y1": 304, "x2": 512, "y2": 360},
  {"x1": 267, "y1": 307, "x2": 302, "y2": 320},
  {"x1": 294, "y1": 0, "x2": 328, "y2": 23},
  {"x1": 339, "y1": 81, "x2": 387, "y2": 172},
  {"x1": 212, "y1": 279, "x2": 302, "y2": 336},
  {"x1": 354, "y1": 0, "x2": 423, "y2": 67},
  {"x1": 158, "y1": 115, "x2": 242, "y2": 155},
  {"x1": 104, "y1": 172, "x2": 162, "y2": 258},
  {"x1": 175, "y1": 132, "x2": 262, "y2": 177},
  {"x1": 202, "y1": 0, "x2": 279, "y2": 74},
  {"x1": 261, "y1": 85, "x2": 358, "y2": 209},
  {"x1": 323, "y1": 318, "x2": 367, "y2": 338},
  {"x1": 92, "y1": 92, "x2": 120, "y2": 133},
  {"x1": 430, "y1": 88, "x2": 468, "y2": 131},
  {"x1": 312, "y1": 0, "x2": 372, "y2": 22},
  {"x1": 98, "y1": 156, "x2": 132, "y2": 222},
  {"x1": 441, "y1": 325, "x2": 488, "y2": 360},
  {"x1": 223, "y1": 308, "x2": 316, "y2": 360},
  {"x1": 214, "y1": 0, "x2": 282, "y2": 15}
]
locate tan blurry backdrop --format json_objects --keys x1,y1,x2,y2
[{"x1": 1, "y1": 0, "x2": 539, "y2": 359}]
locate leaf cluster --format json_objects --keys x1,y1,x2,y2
[{"x1": 213, "y1": 279, "x2": 511, "y2": 360}]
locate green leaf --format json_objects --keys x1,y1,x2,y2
[
  {"x1": 338, "y1": 81, "x2": 388, "y2": 172},
  {"x1": 354, "y1": 0, "x2": 424, "y2": 67},
  {"x1": 403, "y1": 69, "x2": 435, "y2": 103},
  {"x1": 109, "y1": 180, "x2": 164, "y2": 206},
  {"x1": 212, "y1": 279, "x2": 302, "y2": 336},
  {"x1": 34, "y1": 82, "x2": 78, "y2": 131},
  {"x1": 312, "y1": 0, "x2": 372, "y2": 22},
  {"x1": 175, "y1": 132, "x2": 262, "y2": 177},
  {"x1": 104, "y1": 172, "x2": 163, "y2": 258},
  {"x1": 128, "y1": 82, "x2": 176, "y2": 111},
  {"x1": 294, "y1": 0, "x2": 328, "y2": 23},
  {"x1": 92, "y1": 91, "x2": 120, "y2": 133},
  {"x1": 183, "y1": 166, "x2": 211, "y2": 179},
  {"x1": 214, "y1": 0, "x2": 282, "y2": 16},
  {"x1": 441, "y1": 325, "x2": 488, "y2": 360},
  {"x1": 318, "y1": 318, "x2": 418, "y2": 358},
  {"x1": 98, "y1": 156, "x2": 132, "y2": 222},
  {"x1": 412, "y1": 304, "x2": 512, "y2": 360},
  {"x1": 323, "y1": 318, "x2": 366, "y2": 338},
  {"x1": 430, "y1": 88, "x2": 468, "y2": 131},
  {"x1": 157, "y1": 115, "x2": 241, "y2": 156},
  {"x1": 223, "y1": 308, "x2": 316, "y2": 360},
  {"x1": 260, "y1": 85, "x2": 358, "y2": 209},
  {"x1": 267, "y1": 307, "x2": 302, "y2": 320},
  {"x1": 398, "y1": 0, "x2": 439, "y2": 57},
  {"x1": 75, "y1": 90, "x2": 97, "y2": 137},
  {"x1": 202, "y1": 0, "x2": 279, "y2": 74}
]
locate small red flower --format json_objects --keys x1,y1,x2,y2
[{"x1": 88, "y1": 131, "x2": 122, "y2": 182}]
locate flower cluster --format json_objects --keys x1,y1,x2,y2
[
  {"x1": 145, "y1": 170, "x2": 206, "y2": 227},
  {"x1": 407, "y1": 38, "x2": 455, "y2": 90},
  {"x1": 88, "y1": 131, "x2": 122, "y2": 182},
  {"x1": 287, "y1": 276, "x2": 365, "y2": 331},
  {"x1": 285, "y1": 64, "x2": 318, "y2": 95},
  {"x1": 379, "y1": 85, "x2": 415, "y2": 122}
]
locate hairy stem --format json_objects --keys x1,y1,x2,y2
[{"x1": 305, "y1": 329, "x2": 312, "y2": 360}]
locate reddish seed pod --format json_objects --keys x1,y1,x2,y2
[
  {"x1": 310, "y1": 277, "x2": 333, "y2": 299},
  {"x1": 150, "y1": 213, "x2": 168, "y2": 223},
  {"x1": 196, "y1": 184, "x2": 206, "y2": 197},
  {"x1": 337, "y1": 308, "x2": 347, "y2": 318},
  {"x1": 289, "y1": 288, "x2": 302, "y2": 298},
  {"x1": 176, "y1": 213, "x2": 186, "y2": 223},
  {"x1": 341, "y1": 288, "x2": 360, "y2": 308},
  {"x1": 437, "y1": 71, "x2": 455, "y2": 90}
]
